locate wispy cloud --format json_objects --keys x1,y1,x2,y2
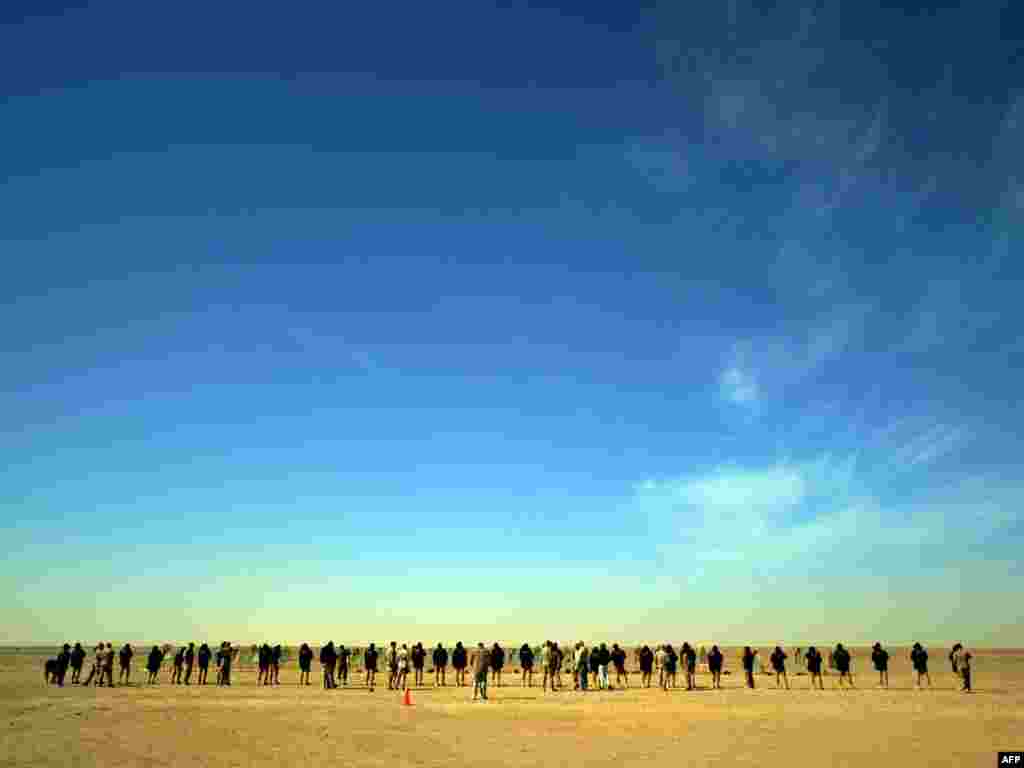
[{"x1": 719, "y1": 365, "x2": 758, "y2": 405}]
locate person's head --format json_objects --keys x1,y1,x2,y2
[
  {"x1": 873, "y1": 642, "x2": 881, "y2": 650},
  {"x1": 683, "y1": 642, "x2": 690, "y2": 651},
  {"x1": 612, "y1": 643, "x2": 619, "y2": 650},
  {"x1": 478, "y1": 642, "x2": 485, "y2": 649},
  {"x1": 63, "y1": 643, "x2": 70, "y2": 651},
  {"x1": 369, "y1": 643, "x2": 375, "y2": 651},
  {"x1": 744, "y1": 646, "x2": 751, "y2": 654},
  {"x1": 390, "y1": 641, "x2": 396, "y2": 648},
  {"x1": 600, "y1": 643, "x2": 607, "y2": 650},
  {"x1": 455, "y1": 641, "x2": 462, "y2": 648},
  {"x1": 808, "y1": 646, "x2": 816, "y2": 654},
  {"x1": 836, "y1": 643, "x2": 844, "y2": 650},
  {"x1": 774, "y1": 646, "x2": 781, "y2": 653},
  {"x1": 711, "y1": 645, "x2": 719, "y2": 653},
  {"x1": 952, "y1": 643, "x2": 963, "y2": 652},
  {"x1": 152, "y1": 646, "x2": 159, "y2": 653},
  {"x1": 75, "y1": 642, "x2": 82, "y2": 649},
  {"x1": 642, "y1": 645, "x2": 649, "y2": 653}
]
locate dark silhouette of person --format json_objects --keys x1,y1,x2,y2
[
  {"x1": 805, "y1": 646, "x2": 824, "y2": 690},
  {"x1": 217, "y1": 642, "x2": 234, "y2": 686},
  {"x1": 682, "y1": 643, "x2": 697, "y2": 690},
  {"x1": 172, "y1": 646, "x2": 185, "y2": 684},
  {"x1": 833, "y1": 643, "x2": 854, "y2": 688},
  {"x1": 742, "y1": 647, "x2": 757, "y2": 689},
  {"x1": 639, "y1": 645, "x2": 654, "y2": 688},
  {"x1": 519, "y1": 643, "x2": 535, "y2": 687},
  {"x1": 411, "y1": 642, "x2": 426, "y2": 687},
  {"x1": 490, "y1": 643, "x2": 505, "y2": 687},
  {"x1": 118, "y1": 643, "x2": 134, "y2": 685},
  {"x1": 320, "y1": 642, "x2": 337, "y2": 689},
  {"x1": 146, "y1": 646, "x2": 163, "y2": 684},
  {"x1": 69, "y1": 643, "x2": 85, "y2": 684},
  {"x1": 433, "y1": 643, "x2": 448, "y2": 687},
  {"x1": 271, "y1": 644, "x2": 282, "y2": 685},
  {"x1": 769, "y1": 646, "x2": 789, "y2": 690},
  {"x1": 910, "y1": 642, "x2": 931, "y2": 688},
  {"x1": 55, "y1": 644, "x2": 71, "y2": 686},
  {"x1": 298, "y1": 643, "x2": 313, "y2": 686},
  {"x1": 707, "y1": 645, "x2": 724, "y2": 689},
  {"x1": 871, "y1": 642, "x2": 889, "y2": 689},
  {"x1": 337, "y1": 645, "x2": 351, "y2": 686},
  {"x1": 102, "y1": 643, "x2": 115, "y2": 687},
  {"x1": 258, "y1": 643, "x2": 271, "y2": 686},
  {"x1": 197, "y1": 643, "x2": 211, "y2": 685},
  {"x1": 611, "y1": 643, "x2": 629, "y2": 689},
  {"x1": 184, "y1": 643, "x2": 195, "y2": 685},
  {"x1": 363, "y1": 643, "x2": 379, "y2": 691},
  {"x1": 451, "y1": 642, "x2": 467, "y2": 687}
]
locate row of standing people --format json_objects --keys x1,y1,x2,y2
[{"x1": 45, "y1": 640, "x2": 974, "y2": 694}]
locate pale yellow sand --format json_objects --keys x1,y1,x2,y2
[{"x1": 3, "y1": 648, "x2": 1021, "y2": 768}]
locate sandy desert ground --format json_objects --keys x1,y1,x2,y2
[{"x1": 3, "y1": 647, "x2": 1021, "y2": 768}]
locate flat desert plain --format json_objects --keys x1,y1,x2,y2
[{"x1": 3, "y1": 647, "x2": 1022, "y2": 768}]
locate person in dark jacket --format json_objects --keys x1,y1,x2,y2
[
  {"x1": 707, "y1": 645, "x2": 724, "y2": 689},
  {"x1": 69, "y1": 643, "x2": 86, "y2": 684},
  {"x1": 298, "y1": 643, "x2": 313, "y2": 686},
  {"x1": 258, "y1": 643, "x2": 271, "y2": 686},
  {"x1": 363, "y1": 643, "x2": 378, "y2": 691},
  {"x1": 742, "y1": 647, "x2": 757, "y2": 689},
  {"x1": 270, "y1": 644, "x2": 282, "y2": 685},
  {"x1": 662, "y1": 645, "x2": 677, "y2": 691},
  {"x1": 217, "y1": 642, "x2": 234, "y2": 686},
  {"x1": 589, "y1": 644, "x2": 601, "y2": 689},
  {"x1": 805, "y1": 646, "x2": 824, "y2": 690},
  {"x1": 320, "y1": 642, "x2": 337, "y2": 689},
  {"x1": 682, "y1": 643, "x2": 697, "y2": 690},
  {"x1": 519, "y1": 643, "x2": 535, "y2": 687},
  {"x1": 184, "y1": 643, "x2": 195, "y2": 685},
  {"x1": 337, "y1": 645, "x2": 351, "y2": 686},
  {"x1": 451, "y1": 642, "x2": 467, "y2": 687},
  {"x1": 411, "y1": 643, "x2": 426, "y2": 687},
  {"x1": 197, "y1": 643, "x2": 211, "y2": 685},
  {"x1": 833, "y1": 644, "x2": 854, "y2": 689},
  {"x1": 54, "y1": 644, "x2": 71, "y2": 686},
  {"x1": 910, "y1": 642, "x2": 931, "y2": 688},
  {"x1": 490, "y1": 643, "x2": 505, "y2": 687},
  {"x1": 146, "y1": 646, "x2": 163, "y2": 684},
  {"x1": 611, "y1": 643, "x2": 629, "y2": 689},
  {"x1": 172, "y1": 646, "x2": 185, "y2": 684},
  {"x1": 433, "y1": 643, "x2": 448, "y2": 687},
  {"x1": 770, "y1": 646, "x2": 789, "y2": 690},
  {"x1": 639, "y1": 645, "x2": 654, "y2": 688},
  {"x1": 871, "y1": 642, "x2": 889, "y2": 689},
  {"x1": 117, "y1": 643, "x2": 133, "y2": 685}
]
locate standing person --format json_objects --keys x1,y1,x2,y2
[
  {"x1": 490, "y1": 643, "x2": 505, "y2": 687},
  {"x1": 707, "y1": 645, "x2": 724, "y2": 689},
  {"x1": 184, "y1": 643, "x2": 195, "y2": 685},
  {"x1": 611, "y1": 643, "x2": 629, "y2": 689},
  {"x1": 683, "y1": 643, "x2": 697, "y2": 691},
  {"x1": 172, "y1": 646, "x2": 185, "y2": 684},
  {"x1": 396, "y1": 644, "x2": 410, "y2": 690},
  {"x1": 949, "y1": 643, "x2": 962, "y2": 686},
  {"x1": 770, "y1": 646, "x2": 789, "y2": 690},
  {"x1": 575, "y1": 642, "x2": 590, "y2": 692},
  {"x1": 519, "y1": 643, "x2": 535, "y2": 687},
  {"x1": 699, "y1": 645, "x2": 707, "y2": 669},
  {"x1": 742, "y1": 647, "x2": 757, "y2": 689},
  {"x1": 540, "y1": 641, "x2": 552, "y2": 692},
  {"x1": 117, "y1": 644, "x2": 133, "y2": 685},
  {"x1": 957, "y1": 646, "x2": 972, "y2": 693},
  {"x1": 655, "y1": 644, "x2": 667, "y2": 689},
  {"x1": 387, "y1": 642, "x2": 399, "y2": 690},
  {"x1": 833, "y1": 644, "x2": 854, "y2": 688},
  {"x1": 298, "y1": 643, "x2": 313, "y2": 686},
  {"x1": 70, "y1": 643, "x2": 85, "y2": 684},
  {"x1": 271, "y1": 645, "x2": 282, "y2": 685},
  {"x1": 471, "y1": 643, "x2": 490, "y2": 701},
  {"x1": 639, "y1": 645, "x2": 654, "y2": 688},
  {"x1": 433, "y1": 643, "x2": 448, "y2": 687},
  {"x1": 451, "y1": 642, "x2": 467, "y2": 687},
  {"x1": 551, "y1": 642, "x2": 564, "y2": 690},
  {"x1": 217, "y1": 642, "x2": 234, "y2": 686},
  {"x1": 197, "y1": 643, "x2": 211, "y2": 685},
  {"x1": 257, "y1": 644, "x2": 270, "y2": 686},
  {"x1": 363, "y1": 643, "x2": 379, "y2": 691},
  {"x1": 320, "y1": 642, "x2": 337, "y2": 689},
  {"x1": 871, "y1": 643, "x2": 889, "y2": 689},
  {"x1": 411, "y1": 643, "x2": 426, "y2": 687},
  {"x1": 146, "y1": 646, "x2": 163, "y2": 684},
  {"x1": 102, "y1": 643, "x2": 115, "y2": 687},
  {"x1": 54, "y1": 644, "x2": 71, "y2": 686},
  {"x1": 82, "y1": 644, "x2": 102, "y2": 686},
  {"x1": 338, "y1": 645, "x2": 351, "y2": 687},
  {"x1": 664, "y1": 645, "x2": 678, "y2": 690},
  {"x1": 910, "y1": 642, "x2": 931, "y2": 688},
  {"x1": 589, "y1": 644, "x2": 601, "y2": 689},
  {"x1": 597, "y1": 643, "x2": 611, "y2": 690},
  {"x1": 805, "y1": 646, "x2": 824, "y2": 690}
]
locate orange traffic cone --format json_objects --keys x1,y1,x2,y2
[{"x1": 402, "y1": 688, "x2": 413, "y2": 706}]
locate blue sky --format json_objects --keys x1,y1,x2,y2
[{"x1": 2, "y1": 0, "x2": 1022, "y2": 646}]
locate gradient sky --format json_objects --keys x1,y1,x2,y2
[{"x1": 2, "y1": 0, "x2": 1022, "y2": 647}]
